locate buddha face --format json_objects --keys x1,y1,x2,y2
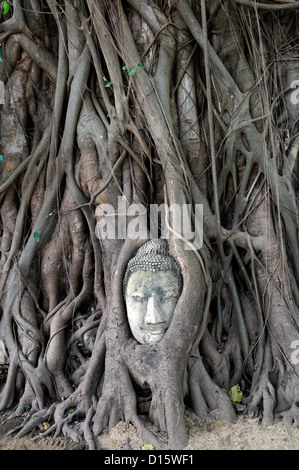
[{"x1": 125, "y1": 269, "x2": 182, "y2": 345}]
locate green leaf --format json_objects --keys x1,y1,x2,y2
[
  {"x1": 67, "y1": 408, "x2": 75, "y2": 414},
  {"x1": 104, "y1": 81, "x2": 112, "y2": 88},
  {"x1": 0, "y1": 155, "x2": 4, "y2": 162},
  {"x1": 33, "y1": 232, "x2": 40, "y2": 243},
  {"x1": 129, "y1": 67, "x2": 136, "y2": 75},
  {"x1": 141, "y1": 444, "x2": 155, "y2": 450},
  {"x1": 3, "y1": 1, "x2": 10, "y2": 15},
  {"x1": 122, "y1": 66, "x2": 128, "y2": 70},
  {"x1": 221, "y1": 388, "x2": 229, "y2": 395},
  {"x1": 137, "y1": 63, "x2": 145, "y2": 68},
  {"x1": 229, "y1": 384, "x2": 243, "y2": 403}
]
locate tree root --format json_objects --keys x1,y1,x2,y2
[
  {"x1": 7, "y1": 403, "x2": 56, "y2": 438},
  {"x1": 280, "y1": 402, "x2": 299, "y2": 434},
  {"x1": 91, "y1": 364, "x2": 170, "y2": 449},
  {"x1": 188, "y1": 356, "x2": 236, "y2": 423},
  {"x1": 245, "y1": 378, "x2": 276, "y2": 427}
]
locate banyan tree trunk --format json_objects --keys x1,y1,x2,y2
[{"x1": 0, "y1": 0, "x2": 299, "y2": 450}]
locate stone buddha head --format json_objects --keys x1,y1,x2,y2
[{"x1": 123, "y1": 239, "x2": 182, "y2": 345}]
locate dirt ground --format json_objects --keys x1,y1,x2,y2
[{"x1": 0, "y1": 407, "x2": 299, "y2": 451}]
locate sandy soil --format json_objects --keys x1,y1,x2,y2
[{"x1": 0, "y1": 408, "x2": 298, "y2": 451}]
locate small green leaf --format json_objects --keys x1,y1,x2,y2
[
  {"x1": 229, "y1": 384, "x2": 243, "y2": 403},
  {"x1": 0, "y1": 155, "x2": 4, "y2": 162},
  {"x1": 104, "y1": 81, "x2": 112, "y2": 88},
  {"x1": 122, "y1": 66, "x2": 128, "y2": 71},
  {"x1": 67, "y1": 408, "x2": 75, "y2": 414},
  {"x1": 137, "y1": 63, "x2": 145, "y2": 68},
  {"x1": 221, "y1": 388, "x2": 229, "y2": 395},
  {"x1": 33, "y1": 232, "x2": 40, "y2": 243},
  {"x1": 142, "y1": 444, "x2": 155, "y2": 450},
  {"x1": 3, "y1": 1, "x2": 10, "y2": 15},
  {"x1": 129, "y1": 67, "x2": 136, "y2": 75}
]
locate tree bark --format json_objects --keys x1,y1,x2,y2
[{"x1": 0, "y1": 0, "x2": 299, "y2": 450}]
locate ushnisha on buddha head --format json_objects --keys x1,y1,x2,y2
[{"x1": 123, "y1": 239, "x2": 183, "y2": 345}]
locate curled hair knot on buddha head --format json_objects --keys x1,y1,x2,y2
[{"x1": 123, "y1": 239, "x2": 182, "y2": 294}]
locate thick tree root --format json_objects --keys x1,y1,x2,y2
[
  {"x1": 246, "y1": 379, "x2": 276, "y2": 427},
  {"x1": 188, "y1": 356, "x2": 236, "y2": 423},
  {"x1": 280, "y1": 402, "x2": 299, "y2": 434}
]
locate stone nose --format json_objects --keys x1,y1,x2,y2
[{"x1": 144, "y1": 294, "x2": 164, "y2": 324}]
